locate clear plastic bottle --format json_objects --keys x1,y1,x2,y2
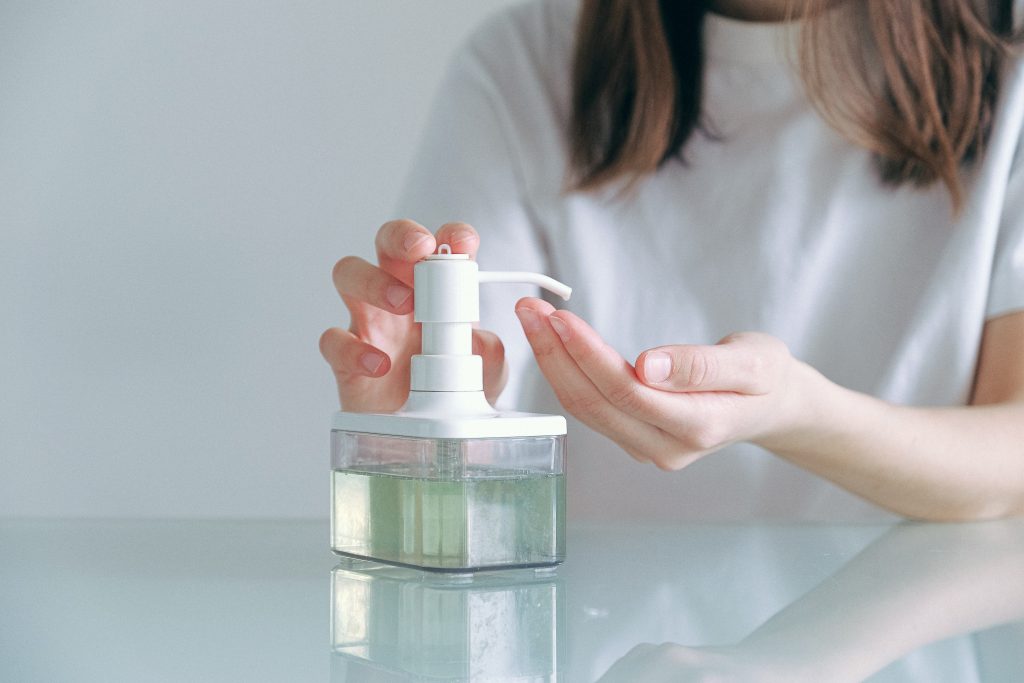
[{"x1": 331, "y1": 431, "x2": 566, "y2": 571}]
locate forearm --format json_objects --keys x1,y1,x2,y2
[{"x1": 761, "y1": 363, "x2": 1024, "y2": 520}]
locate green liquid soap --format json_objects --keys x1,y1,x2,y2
[{"x1": 331, "y1": 466, "x2": 565, "y2": 571}]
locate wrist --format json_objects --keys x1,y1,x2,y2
[{"x1": 754, "y1": 358, "x2": 838, "y2": 455}]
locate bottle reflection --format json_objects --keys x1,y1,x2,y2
[
  {"x1": 597, "y1": 519, "x2": 1024, "y2": 682},
  {"x1": 331, "y1": 560, "x2": 563, "y2": 682}
]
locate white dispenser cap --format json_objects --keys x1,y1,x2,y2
[
  {"x1": 403, "y1": 244, "x2": 571, "y2": 414},
  {"x1": 333, "y1": 244, "x2": 572, "y2": 438}
]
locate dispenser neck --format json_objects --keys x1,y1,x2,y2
[{"x1": 406, "y1": 247, "x2": 485, "y2": 401}]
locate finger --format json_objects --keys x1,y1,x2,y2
[
  {"x1": 374, "y1": 218, "x2": 437, "y2": 286},
  {"x1": 635, "y1": 332, "x2": 780, "y2": 394},
  {"x1": 319, "y1": 327, "x2": 391, "y2": 378},
  {"x1": 546, "y1": 309, "x2": 668, "y2": 421},
  {"x1": 434, "y1": 222, "x2": 480, "y2": 260},
  {"x1": 332, "y1": 255, "x2": 415, "y2": 315},
  {"x1": 472, "y1": 328, "x2": 508, "y2": 404},
  {"x1": 514, "y1": 298, "x2": 676, "y2": 463}
]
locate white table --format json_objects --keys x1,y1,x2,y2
[{"x1": 2, "y1": 519, "x2": 1022, "y2": 681}]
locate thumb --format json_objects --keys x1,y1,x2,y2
[
  {"x1": 473, "y1": 328, "x2": 508, "y2": 404},
  {"x1": 635, "y1": 332, "x2": 783, "y2": 395}
]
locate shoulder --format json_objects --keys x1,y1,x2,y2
[
  {"x1": 998, "y1": 39, "x2": 1024, "y2": 169},
  {"x1": 440, "y1": 0, "x2": 580, "y2": 192},
  {"x1": 461, "y1": 0, "x2": 578, "y2": 66},
  {"x1": 451, "y1": 0, "x2": 578, "y2": 113}
]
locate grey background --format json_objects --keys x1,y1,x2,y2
[{"x1": 0, "y1": 0, "x2": 518, "y2": 517}]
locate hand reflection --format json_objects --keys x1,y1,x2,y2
[
  {"x1": 599, "y1": 642, "x2": 791, "y2": 683},
  {"x1": 597, "y1": 520, "x2": 1024, "y2": 683}
]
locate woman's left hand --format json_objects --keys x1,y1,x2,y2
[{"x1": 514, "y1": 297, "x2": 822, "y2": 469}]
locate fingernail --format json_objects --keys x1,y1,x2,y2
[
  {"x1": 548, "y1": 315, "x2": 570, "y2": 342},
  {"x1": 643, "y1": 351, "x2": 672, "y2": 383},
  {"x1": 449, "y1": 229, "x2": 474, "y2": 246},
  {"x1": 385, "y1": 284, "x2": 412, "y2": 309},
  {"x1": 359, "y1": 352, "x2": 386, "y2": 375},
  {"x1": 515, "y1": 307, "x2": 542, "y2": 332},
  {"x1": 403, "y1": 231, "x2": 430, "y2": 252}
]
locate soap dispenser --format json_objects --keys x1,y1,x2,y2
[{"x1": 330, "y1": 244, "x2": 571, "y2": 572}]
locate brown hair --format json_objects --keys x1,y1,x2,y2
[{"x1": 570, "y1": 0, "x2": 1020, "y2": 209}]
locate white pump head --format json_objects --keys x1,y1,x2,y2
[
  {"x1": 401, "y1": 244, "x2": 571, "y2": 416},
  {"x1": 332, "y1": 244, "x2": 572, "y2": 439}
]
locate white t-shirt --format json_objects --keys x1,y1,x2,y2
[{"x1": 397, "y1": 0, "x2": 1024, "y2": 521}]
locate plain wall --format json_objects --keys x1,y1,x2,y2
[{"x1": 0, "y1": 0, "x2": 519, "y2": 517}]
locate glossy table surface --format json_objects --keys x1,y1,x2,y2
[{"x1": 1, "y1": 518, "x2": 1022, "y2": 682}]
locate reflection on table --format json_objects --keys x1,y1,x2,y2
[
  {"x1": 329, "y1": 519, "x2": 1024, "y2": 682},
  {"x1": 594, "y1": 520, "x2": 1024, "y2": 682},
  {"x1": 1, "y1": 519, "x2": 1022, "y2": 681},
  {"x1": 331, "y1": 561, "x2": 562, "y2": 681}
]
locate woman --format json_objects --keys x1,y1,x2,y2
[{"x1": 320, "y1": 0, "x2": 1024, "y2": 521}]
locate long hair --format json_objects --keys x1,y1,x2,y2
[{"x1": 569, "y1": 0, "x2": 1020, "y2": 209}]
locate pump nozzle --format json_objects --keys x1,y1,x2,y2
[{"x1": 477, "y1": 271, "x2": 572, "y2": 301}]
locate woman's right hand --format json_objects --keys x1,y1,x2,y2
[{"x1": 319, "y1": 219, "x2": 508, "y2": 413}]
